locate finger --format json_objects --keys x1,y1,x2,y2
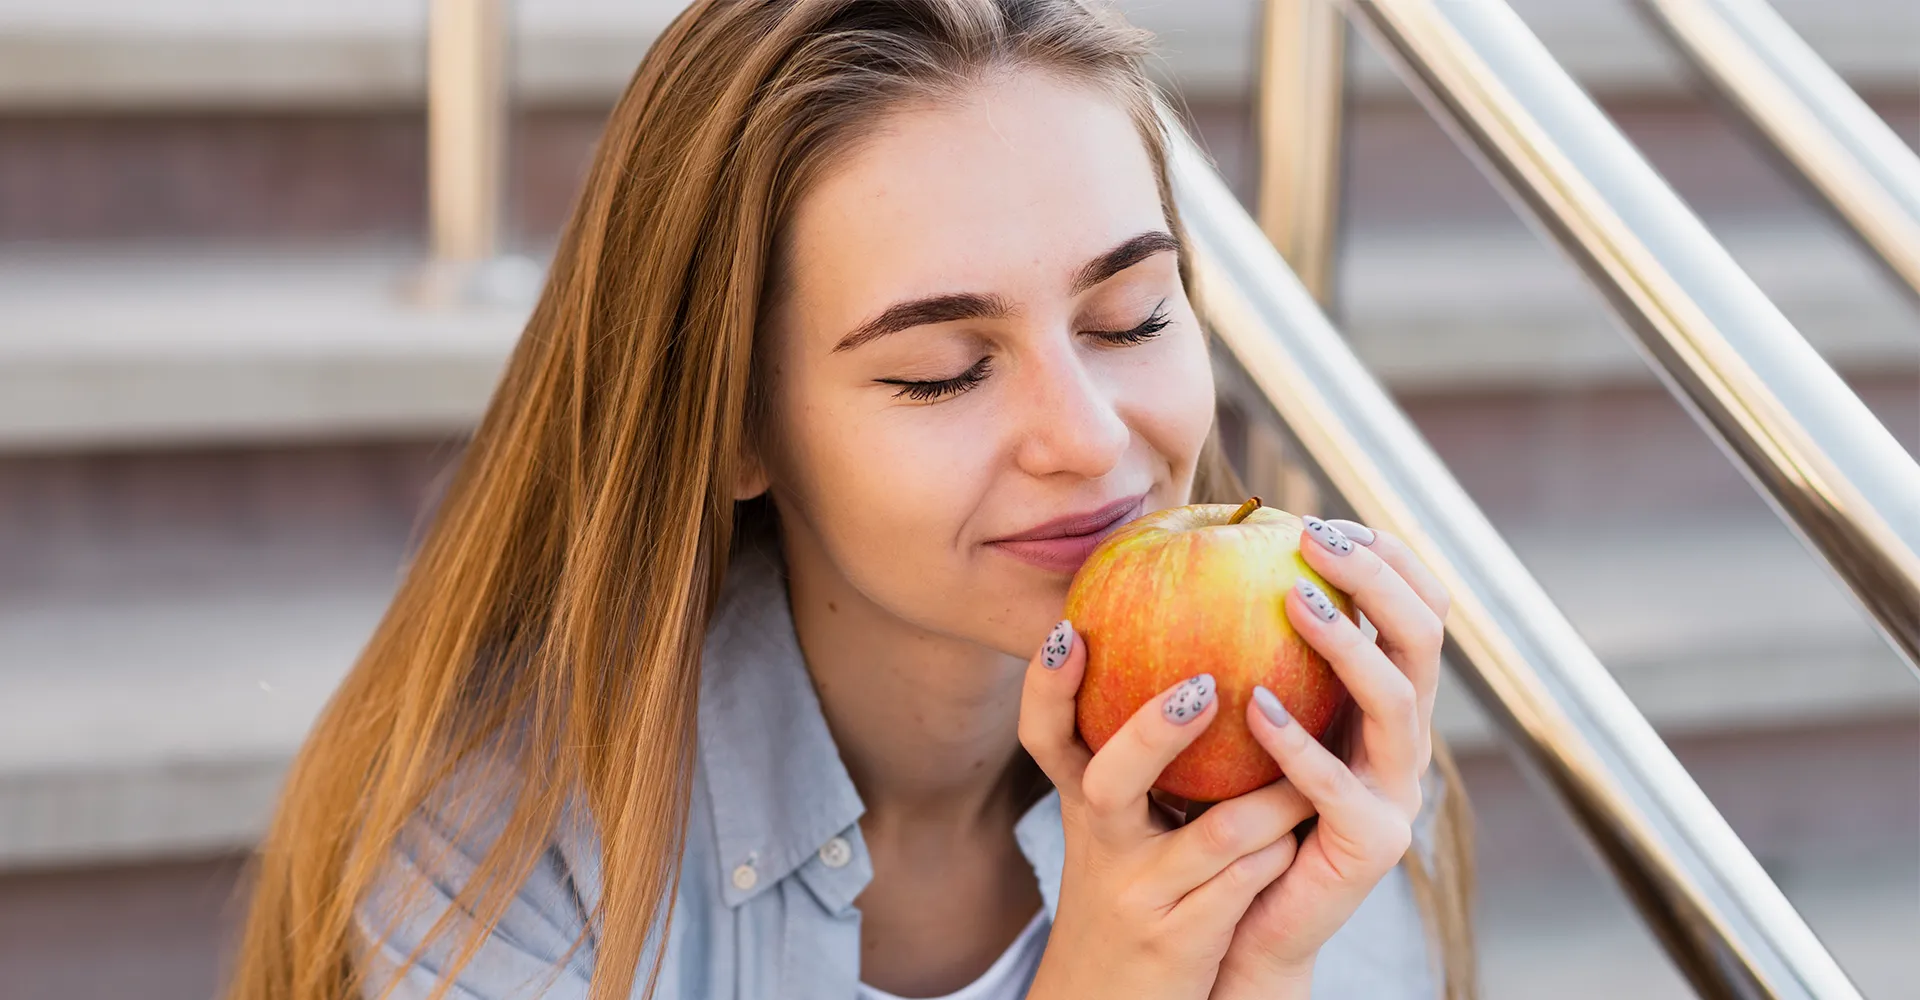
[
  {"x1": 1175, "y1": 830, "x2": 1298, "y2": 921},
  {"x1": 1324, "y1": 519, "x2": 1450, "y2": 626},
  {"x1": 1358, "y1": 527, "x2": 1446, "y2": 759},
  {"x1": 1078, "y1": 673, "x2": 1219, "y2": 839},
  {"x1": 1285, "y1": 578, "x2": 1421, "y2": 788},
  {"x1": 1148, "y1": 780, "x2": 1313, "y2": 898},
  {"x1": 1322, "y1": 522, "x2": 1447, "y2": 778},
  {"x1": 1299, "y1": 517, "x2": 1445, "y2": 683},
  {"x1": 1018, "y1": 619, "x2": 1091, "y2": 796},
  {"x1": 1249, "y1": 686, "x2": 1417, "y2": 867}
]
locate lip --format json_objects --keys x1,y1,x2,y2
[{"x1": 987, "y1": 492, "x2": 1149, "y2": 575}]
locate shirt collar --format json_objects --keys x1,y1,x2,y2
[
  {"x1": 1014, "y1": 792, "x2": 1065, "y2": 921},
  {"x1": 697, "y1": 534, "x2": 866, "y2": 909},
  {"x1": 696, "y1": 532, "x2": 1064, "y2": 921}
]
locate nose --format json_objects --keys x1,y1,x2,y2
[{"x1": 1011, "y1": 344, "x2": 1130, "y2": 480}]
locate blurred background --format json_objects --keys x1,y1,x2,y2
[{"x1": 0, "y1": 1, "x2": 1913, "y2": 997}]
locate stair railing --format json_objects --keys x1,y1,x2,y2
[{"x1": 1636, "y1": 0, "x2": 1920, "y2": 301}]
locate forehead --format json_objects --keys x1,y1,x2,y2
[{"x1": 778, "y1": 70, "x2": 1166, "y2": 322}]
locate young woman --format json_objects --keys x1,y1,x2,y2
[{"x1": 226, "y1": 1, "x2": 1475, "y2": 998}]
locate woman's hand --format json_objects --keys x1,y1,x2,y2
[
  {"x1": 1210, "y1": 517, "x2": 1451, "y2": 998},
  {"x1": 1019, "y1": 620, "x2": 1317, "y2": 1000}
]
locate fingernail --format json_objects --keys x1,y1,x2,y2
[
  {"x1": 1253, "y1": 685, "x2": 1292, "y2": 727},
  {"x1": 1041, "y1": 620, "x2": 1073, "y2": 670},
  {"x1": 1295, "y1": 577, "x2": 1341, "y2": 622},
  {"x1": 1325, "y1": 518, "x2": 1376, "y2": 546},
  {"x1": 1163, "y1": 673, "x2": 1216, "y2": 724},
  {"x1": 1302, "y1": 515, "x2": 1355, "y2": 555}
]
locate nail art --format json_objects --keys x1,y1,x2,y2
[
  {"x1": 1163, "y1": 673, "x2": 1216, "y2": 724},
  {"x1": 1041, "y1": 620, "x2": 1073, "y2": 670},
  {"x1": 1253, "y1": 685, "x2": 1293, "y2": 727},
  {"x1": 1324, "y1": 518, "x2": 1376, "y2": 546},
  {"x1": 1302, "y1": 515, "x2": 1355, "y2": 555},
  {"x1": 1295, "y1": 577, "x2": 1342, "y2": 623}
]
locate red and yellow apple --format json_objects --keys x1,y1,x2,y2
[{"x1": 1065, "y1": 499, "x2": 1353, "y2": 802}]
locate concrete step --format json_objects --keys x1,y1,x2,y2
[
  {"x1": 1476, "y1": 846, "x2": 1918, "y2": 999},
  {"x1": 4, "y1": 88, "x2": 1914, "y2": 247},
  {"x1": 2, "y1": 0, "x2": 1913, "y2": 111},
  {"x1": 1456, "y1": 712, "x2": 1920, "y2": 999},
  {"x1": 0, "y1": 247, "x2": 521, "y2": 450},
  {"x1": 1431, "y1": 515, "x2": 1919, "y2": 743},
  {"x1": 2, "y1": 484, "x2": 1911, "y2": 870},
  {"x1": 3, "y1": 747, "x2": 1911, "y2": 999},
  {"x1": 3, "y1": 218, "x2": 1912, "y2": 453}
]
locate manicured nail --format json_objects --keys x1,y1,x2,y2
[
  {"x1": 1295, "y1": 577, "x2": 1341, "y2": 622},
  {"x1": 1164, "y1": 674, "x2": 1216, "y2": 724},
  {"x1": 1325, "y1": 518, "x2": 1376, "y2": 546},
  {"x1": 1253, "y1": 685, "x2": 1293, "y2": 727},
  {"x1": 1302, "y1": 515, "x2": 1354, "y2": 555},
  {"x1": 1041, "y1": 620, "x2": 1073, "y2": 670}
]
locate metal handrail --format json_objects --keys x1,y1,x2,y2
[
  {"x1": 1225, "y1": 0, "x2": 1915, "y2": 993},
  {"x1": 1166, "y1": 110, "x2": 1859, "y2": 1000},
  {"x1": 1338, "y1": 0, "x2": 1920, "y2": 677},
  {"x1": 1636, "y1": 0, "x2": 1920, "y2": 300}
]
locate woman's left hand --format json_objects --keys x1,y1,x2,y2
[{"x1": 1210, "y1": 517, "x2": 1452, "y2": 998}]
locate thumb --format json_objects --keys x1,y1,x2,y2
[{"x1": 1019, "y1": 619, "x2": 1091, "y2": 793}]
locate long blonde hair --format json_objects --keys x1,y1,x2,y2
[{"x1": 224, "y1": 2, "x2": 1475, "y2": 998}]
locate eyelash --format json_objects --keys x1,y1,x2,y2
[
  {"x1": 879, "y1": 357, "x2": 994, "y2": 401},
  {"x1": 876, "y1": 301, "x2": 1172, "y2": 402},
  {"x1": 1093, "y1": 301, "x2": 1172, "y2": 346}
]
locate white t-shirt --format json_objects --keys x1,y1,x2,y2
[{"x1": 856, "y1": 912, "x2": 1050, "y2": 1000}]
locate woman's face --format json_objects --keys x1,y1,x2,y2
[{"x1": 756, "y1": 68, "x2": 1216, "y2": 657}]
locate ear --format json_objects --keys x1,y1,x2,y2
[{"x1": 732, "y1": 438, "x2": 771, "y2": 501}]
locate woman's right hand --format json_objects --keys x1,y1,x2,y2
[{"x1": 1019, "y1": 620, "x2": 1316, "y2": 1000}]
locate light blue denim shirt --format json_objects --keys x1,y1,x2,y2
[{"x1": 356, "y1": 536, "x2": 1444, "y2": 998}]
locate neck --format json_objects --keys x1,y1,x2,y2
[{"x1": 777, "y1": 524, "x2": 1033, "y2": 836}]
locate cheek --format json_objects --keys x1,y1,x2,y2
[
  {"x1": 779, "y1": 389, "x2": 996, "y2": 558},
  {"x1": 1121, "y1": 329, "x2": 1217, "y2": 481}
]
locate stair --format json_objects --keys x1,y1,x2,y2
[
  {"x1": 1, "y1": 2, "x2": 1914, "y2": 998},
  {"x1": 3, "y1": 220, "x2": 1912, "y2": 867}
]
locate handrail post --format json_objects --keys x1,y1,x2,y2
[
  {"x1": 1239, "y1": 0, "x2": 1348, "y2": 517},
  {"x1": 1256, "y1": 0, "x2": 1348, "y2": 309},
  {"x1": 429, "y1": 0, "x2": 508, "y2": 265},
  {"x1": 411, "y1": 0, "x2": 541, "y2": 306}
]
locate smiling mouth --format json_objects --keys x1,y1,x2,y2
[{"x1": 986, "y1": 493, "x2": 1149, "y2": 574}]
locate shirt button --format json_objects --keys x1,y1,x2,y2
[
  {"x1": 818, "y1": 836, "x2": 853, "y2": 869},
  {"x1": 731, "y1": 863, "x2": 758, "y2": 891}
]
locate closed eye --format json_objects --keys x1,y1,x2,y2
[
  {"x1": 877, "y1": 356, "x2": 993, "y2": 401},
  {"x1": 872, "y1": 299, "x2": 1170, "y2": 402},
  {"x1": 1087, "y1": 299, "x2": 1171, "y2": 345}
]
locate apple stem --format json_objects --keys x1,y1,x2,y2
[{"x1": 1227, "y1": 496, "x2": 1262, "y2": 525}]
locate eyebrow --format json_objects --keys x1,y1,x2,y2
[{"x1": 830, "y1": 230, "x2": 1183, "y2": 353}]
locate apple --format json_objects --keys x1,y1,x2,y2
[{"x1": 1066, "y1": 498, "x2": 1353, "y2": 802}]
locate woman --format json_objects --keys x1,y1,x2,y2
[{"x1": 225, "y1": 1, "x2": 1476, "y2": 998}]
